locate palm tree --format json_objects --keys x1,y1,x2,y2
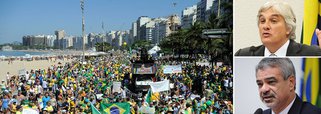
[
  {"x1": 185, "y1": 21, "x2": 207, "y2": 61},
  {"x1": 205, "y1": 0, "x2": 233, "y2": 65}
]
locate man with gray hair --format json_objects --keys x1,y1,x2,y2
[
  {"x1": 255, "y1": 58, "x2": 321, "y2": 114},
  {"x1": 235, "y1": 0, "x2": 321, "y2": 56}
]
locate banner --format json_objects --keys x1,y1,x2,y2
[
  {"x1": 196, "y1": 62, "x2": 210, "y2": 66},
  {"x1": 138, "y1": 106, "x2": 155, "y2": 114},
  {"x1": 163, "y1": 65, "x2": 182, "y2": 74},
  {"x1": 100, "y1": 102, "x2": 130, "y2": 114},
  {"x1": 112, "y1": 82, "x2": 122, "y2": 93},
  {"x1": 132, "y1": 63, "x2": 156, "y2": 74},
  {"x1": 124, "y1": 87, "x2": 142, "y2": 98},
  {"x1": 149, "y1": 80, "x2": 170, "y2": 92},
  {"x1": 22, "y1": 108, "x2": 38, "y2": 114},
  {"x1": 190, "y1": 94, "x2": 201, "y2": 100},
  {"x1": 19, "y1": 69, "x2": 26, "y2": 77},
  {"x1": 135, "y1": 67, "x2": 154, "y2": 74}
]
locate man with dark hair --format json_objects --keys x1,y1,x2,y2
[{"x1": 255, "y1": 58, "x2": 321, "y2": 114}]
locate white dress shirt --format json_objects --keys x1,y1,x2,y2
[
  {"x1": 271, "y1": 95, "x2": 296, "y2": 114},
  {"x1": 264, "y1": 40, "x2": 290, "y2": 57}
]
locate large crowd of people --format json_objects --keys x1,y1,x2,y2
[{"x1": 0, "y1": 51, "x2": 233, "y2": 114}]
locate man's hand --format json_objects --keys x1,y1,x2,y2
[{"x1": 315, "y1": 29, "x2": 321, "y2": 47}]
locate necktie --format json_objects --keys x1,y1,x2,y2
[{"x1": 269, "y1": 53, "x2": 277, "y2": 57}]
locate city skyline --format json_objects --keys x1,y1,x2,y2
[{"x1": 0, "y1": 0, "x2": 198, "y2": 44}]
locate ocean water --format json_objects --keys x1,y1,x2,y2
[{"x1": 0, "y1": 51, "x2": 48, "y2": 57}]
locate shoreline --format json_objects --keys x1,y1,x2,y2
[
  {"x1": 2, "y1": 49, "x2": 84, "y2": 55},
  {"x1": 0, "y1": 58, "x2": 73, "y2": 81},
  {"x1": 0, "y1": 49, "x2": 84, "y2": 59}
]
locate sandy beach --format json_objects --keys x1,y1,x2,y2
[{"x1": 0, "y1": 59, "x2": 72, "y2": 81}]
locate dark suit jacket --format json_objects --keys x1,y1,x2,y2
[
  {"x1": 235, "y1": 40, "x2": 321, "y2": 56},
  {"x1": 262, "y1": 95, "x2": 321, "y2": 114}
]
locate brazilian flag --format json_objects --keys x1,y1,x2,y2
[
  {"x1": 145, "y1": 89, "x2": 152, "y2": 105},
  {"x1": 300, "y1": 0, "x2": 321, "y2": 108},
  {"x1": 100, "y1": 102, "x2": 130, "y2": 114},
  {"x1": 302, "y1": 0, "x2": 321, "y2": 45},
  {"x1": 300, "y1": 58, "x2": 321, "y2": 108},
  {"x1": 91, "y1": 103, "x2": 101, "y2": 114}
]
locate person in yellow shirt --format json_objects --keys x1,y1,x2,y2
[
  {"x1": 10, "y1": 102, "x2": 17, "y2": 113},
  {"x1": 15, "y1": 105, "x2": 22, "y2": 114},
  {"x1": 43, "y1": 102, "x2": 54, "y2": 113}
]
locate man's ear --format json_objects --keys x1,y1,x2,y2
[
  {"x1": 286, "y1": 26, "x2": 291, "y2": 36},
  {"x1": 288, "y1": 75, "x2": 296, "y2": 91}
]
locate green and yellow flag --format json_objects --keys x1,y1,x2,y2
[
  {"x1": 300, "y1": 0, "x2": 321, "y2": 108},
  {"x1": 145, "y1": 89, "x2": 152, "y2": 105},
  {"x1": 100, "y1": 102, "x2": 130, "y2": 114},
  {"x1": 91, "y1": 103, "x2": 101, "y2": 114},
  {"x1": 301, "y1": 58, "x2": 321, "y2": 108}
]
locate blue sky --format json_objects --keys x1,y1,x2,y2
[{"x1": 0, "y1": 0, "x2": 198, "y2": 44}]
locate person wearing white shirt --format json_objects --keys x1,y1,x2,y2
[{"x1": 235, "y1": 0, "x2": 321, "y2": 56}]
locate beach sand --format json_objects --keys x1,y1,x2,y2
[{"x1": 0, "y1": 59, "x2": 72, "y2": 81}]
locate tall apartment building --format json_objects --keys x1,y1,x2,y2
[
  {"x1": 141, "y1": 20, "x2": 156, "y2": 42},
  {"x1": 181, "y1": 5, "x2": 197, "y2": 29},
  {"x1": 107, "y1": 31, "x2": 117, "y2": 45},
  {"x1": 55, "y1": 30, "x2": 65, "y2": 49},
  {"x1": 62, "y1": 36, "x2": 74, "y2": 49},
  {"x1": 22, "y1": 35, "x2": 47, "y2": 47},
  {"x1": 197, "y1": 0, "x2": 214, "y2": 22},
  {"x1": 130, "y1": 22, "x2": 137, "y2": 43},
  {"x1": 114, "y1": 31, "x2": 130, "y2": 47},
  {"x1": 152, "y1": 15, "x2": 180, "y2": 45},
  {"x1": 46, "y1": 35, "x2": 56, "y2": 47},
  {"x1": 136, "y1": 16, "x2": 151, "y2": 41},
  {"x1": 153, "y1": 18, "x2": 168, "y2": 44}
]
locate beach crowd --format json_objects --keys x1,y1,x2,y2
[{"x1": 0, "y1": 51, "x2": 233, "y2": 114}]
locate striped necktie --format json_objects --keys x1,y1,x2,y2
[{"x1": 269, "y1": 53, "x2": 277, "y2": 57}]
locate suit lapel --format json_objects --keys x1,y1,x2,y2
[
  {"x1": 288, "y1": 95, "x2": 303, "y2": 114},
  {"x1": 263, "y1": 95, "x2": 302, "y2": 114},
  {"x1": 286, "y1": 40, "x2": 302, "y2": 56},
  {"x1": 254, "y1": 45, "x2": 265, "y2": 56}
]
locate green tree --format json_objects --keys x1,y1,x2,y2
[
  {"x1": 130, "y1": 40, "x2": 152, "y2": 50},
  {"x1": 159, "y1": 0, "x2": 233, "y2": 65},
  {"x1": 209, "y1": 0, "x2": 233, "y2": 65},
  {"x1": 95, "y1": 42, "x2": 112, "y2": 52}
]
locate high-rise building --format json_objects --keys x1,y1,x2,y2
[
  {"x1": 46, "y1": 35, "x2": 56, "y2": 47},
  {"x1": 22, "y1": 35, "x2": 47, "y2": 47},
  {"x1": 152, "y1": 15, "x2": 180, "y2": 45},
  {"x1": 112, "y1": 31, "x2": 130, "y2": 48},
  {"x1": 107, "y1": 31, "x2": 117, "y2": 45},
  {"x1": 168, "y1": 14, "x2": 181, "y2": 32},
  {"x1": 55, "y1": 30, "x2": 65, "y2": 49},
  {"x1": 181, "y1": 5, "x2": 197, "y2": 29},
  {"x1": 136, "y1": 16, "x2": 151, "y2": 41},
  {"x1": 131, "y1": 22, "x2": 137, "y2": 42},
  {"x1": 141, "y1": 20, "x2": 156, "y2": 42},
  {"x1": 62, "y1": 36, "x2": 74, "y2": 49},
  {"x1": 197, "y1": 0, "x2": 214, "y2": 22},
  {"x1": 88, "y1": 33, "x2": 96, "y2": 48},
  {"x1": 153, "y1": 18, "x2": 168, "y2": 44}
]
